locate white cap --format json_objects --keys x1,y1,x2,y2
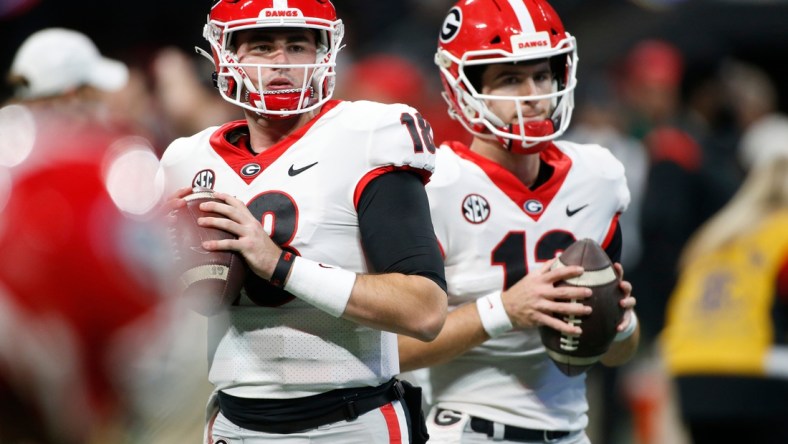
[
  {"x1": 740, "y1": 114, "x2": 788, "y2": 170},
  {"x1": 10, "y1": 28, "x2": 129, "y2": 99}
]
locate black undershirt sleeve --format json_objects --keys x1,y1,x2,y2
[
  {"x1": 604, "y1": 221, "x2": 624, "y2": 265},
  {"x1": 357, "y1": 171, "x2": 447, "y2": 293}
]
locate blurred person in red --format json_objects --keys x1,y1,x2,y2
[
  {"x1": 617, "y1": 40, "x2": 744, "y2": 444},
  {"x1": 621, "y1": 40, "x2": 685, "y2": 141},
  {"x1": 0, "y1": 28, "x2": 209, "y2": 442},
  {"x1": 0, "y1": 0, "x2": 38, "y2": 19},
  {"x1": 336, "y1": 53, "x2": 469, "y2": 146},
  {"x1": 661, "y1": 116, "x2": 788, "y2": 444},
  {"x1": 0, "y1": 106, "x2": 181, "y2": 443},
  {"x1": 337, "y1": 54, "x2": 425, "y2": 105},
  {"x1": 620, "y1": 40, "x2": 740, "y2": 345}
]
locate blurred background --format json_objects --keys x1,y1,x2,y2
[
  {"x1": 2, "y1": 1, "x2": 787, "y2": 443},
  {"x1": 2, "y1": 0, "x2": 787, "y2": 146},
  {"x1": 2, "y1": 0, "x2": 788, "y2": 120}
]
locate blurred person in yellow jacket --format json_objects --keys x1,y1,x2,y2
[{"x1": 661, "y1": 116, "x2": 788, "y2": 444}]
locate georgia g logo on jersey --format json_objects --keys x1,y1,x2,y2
[
  {"x1": 462, "y1": 193, "x2": 490, "y2": 224},
  {"x1": 523, "y1": 199, "x2": 544, "y2": 215},
  {"x1": 434, "y1": 408, "x2": 464, "y2": 427},
  {"x1": 240, "y1": 163, "x2": 262, "y2": 178}
]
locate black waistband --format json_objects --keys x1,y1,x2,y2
[
  {"x1": 470, "y1": 416, "x2": 571, "y2": 442},
  {"x1": 218, "y1": 378, "x2": 404, "y2": 434}
]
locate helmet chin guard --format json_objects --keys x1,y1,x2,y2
[
  {"x1": 202, "y1": 0, "x2": 343, "y2": 118},
  {"x1": 246, "y1": 87, "x2": 317, "y2": 120},
  {"x1": 503, "y1": 120, "x2": 556, "y2": 154},
  {"x1": 435, "y1": 0, "x2": 578, "y2": 154}
]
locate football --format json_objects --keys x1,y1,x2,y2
[
  {"x1": 538, "y1": 238, "x2": 625, "y2": 376},
  {"x1": 171, "y1": 189, "x2": 246, "y2": 315}
]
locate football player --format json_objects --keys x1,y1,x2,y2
[
  {"x1": 397, "y1": 1, "x2": 640, "y2": 443},
  {"x1": 157, "y1": 1, "x2": 447, "y2": 442},
  {"x1": 0, "y1": 112, "x2": 182, "y2": 443}
]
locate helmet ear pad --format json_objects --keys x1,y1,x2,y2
[
  {"x1": 217, "y1": 46, "x2": 258, "y2": 104},
  {"x1": 311, "y1": 41, "x2": 331, "y2": 97}
]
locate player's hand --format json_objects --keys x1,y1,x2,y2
[
  {"x1": 161, "y1": 187, "x2": 193, "y2": 240},
  {"x1": 613, "y1": 262, "x2": 637, "y2": 332},
  {"x1": 502, "y1": 258, "x2": 592, "y2": 335},
  {"x1": 196, "y1": 191, "x2": 281, "y2": 280},
  {"x1": 162, "y1": 187, "x2": 192, "y2": 217}
]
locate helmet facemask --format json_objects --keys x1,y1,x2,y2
[
  {"x1": 437, "y1": 38, "x2": 577, "y2": 154},
  {"x1": 202, "y1": 9, "x2": 344, "y2": 118}
]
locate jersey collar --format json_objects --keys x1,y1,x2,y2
[
  {"x1": 209, "y1": 100, "x2": 342, "y2": 183},
  {"x1": 446, "y1": 141, "x2": 572, "y2": 221}
]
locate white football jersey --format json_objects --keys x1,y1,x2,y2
[
  {"x1": 424, "y1": 141, "x2": 629, "y2": 430},
  {"x1": 157, "y1": 100, "x2": 436, "y2": 399}
]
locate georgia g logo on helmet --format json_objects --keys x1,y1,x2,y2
[
  {"x1": 440, "y1": 7, "x2": 462, "y2": 43},
  {"x1": 435, "y1": 0, "x2": 579, "y2": 155}
]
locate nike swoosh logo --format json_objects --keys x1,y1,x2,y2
[
  {"x1": 288, "y1": 162, "x2": 318, "y2": 176},
  {"x1": 566, "y1": 204, "x2": 588, "y2": 217}
]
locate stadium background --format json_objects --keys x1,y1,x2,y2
[{"x1": 1, "y1": 0, "x2": 787, "y2": 110}]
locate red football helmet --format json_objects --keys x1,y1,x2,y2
[
  {"x1": 203, "y1": 0, "x2": 344, "y2": 118},
  {"x1": 435, "y1": 0, "x2": 577, "y2": 153}
]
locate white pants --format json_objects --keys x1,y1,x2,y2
[
  {"x1": 206, "y1": 399, "x2": 411, "y2": 444},
  {"x1": 426, "y1": 407, "x2": 589, "y2": 444}
]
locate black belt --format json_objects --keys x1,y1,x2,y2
[
  {"x1": 218, "y1": 378, "x2": 405, "y2": 434},
  {"x1": 470, "y1": 416, "x2": 571, "y2": 442}
]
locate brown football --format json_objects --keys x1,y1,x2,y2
[
  {"x1": 171, "y1": 189, "x2": 246, "y2": 315},
  {"x1": 538, "y1": 238, "x2": 625, "y2": 376}
]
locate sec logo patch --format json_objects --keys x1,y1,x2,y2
[
  {"x1": 462, "y1": 194, "x2": 490, "y2": 224},
  {"x1": 193, "y1": 169, "x2": 215, "y2": 189}
]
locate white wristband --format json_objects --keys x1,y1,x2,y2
[
  {"x1": 476, "y1": 292, "x2": 513, "y2": 338},
  {"x1": 283, "y1": 257, "x2": 356, "y2": 318},
  {"x1": 614, "y1": 311, "x2": 638, "y2": 342}
]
